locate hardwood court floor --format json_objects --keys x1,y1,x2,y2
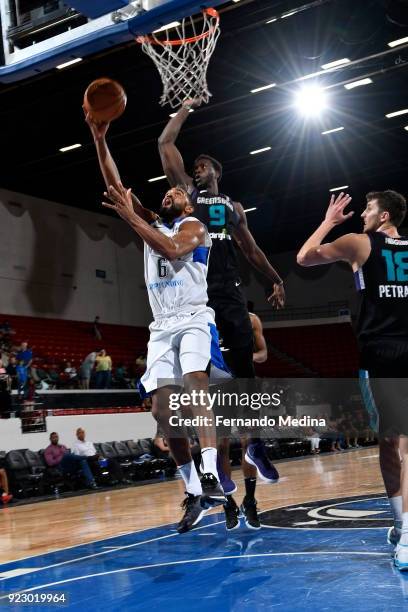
[{"x1": 0, "y1": 448, "x2": 382, "y2": 564}]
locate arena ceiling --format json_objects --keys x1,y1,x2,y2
[{"x1": 1, "y1": 0, "x2": 408, "y2": 253}]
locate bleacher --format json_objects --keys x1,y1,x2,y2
[
  {"x1": 262, "y1": 323, "x2": 360, "y2": 377},
  {"x1": 1, "y1": 314, "x2": 149, "y2": 370}
]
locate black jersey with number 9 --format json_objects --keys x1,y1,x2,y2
[{"x1": 190, "y1": 188, "x2": 240, "y2": 285}]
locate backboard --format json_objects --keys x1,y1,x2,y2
[{"x1": 0, "y1": 0, "x2": 227, "y2": 82}]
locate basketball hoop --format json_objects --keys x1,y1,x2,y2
[{"x1": 136, "y1": 8, "x2": 220, "y2": 109}]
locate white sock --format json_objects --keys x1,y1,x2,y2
[
  {"x1": 200, "y1": 447, "x2": 218, "y2": 479},
  {"x1": 399, "y1": 512, "x2": 408, "y2": 545},
  {"x1": 178, "y1": 460, "x2": 202, "y2": 496},
  {"x1": 389, "y1": 495, "x2": 403, "y2": 530}
]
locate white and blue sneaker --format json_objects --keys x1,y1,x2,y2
[
  {"x1": 394, "y1": 542, "x2": 408, "y2": 571},
  {"x1": 387, "y1": 526, "x2": 401, "y2": 546},
  {"x1": 245, "y1": 442, "x2": 279, "y2": 483}
]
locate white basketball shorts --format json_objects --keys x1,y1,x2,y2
[{"x1": 139, "y1": 307, "x2": 230, "y2": 395}]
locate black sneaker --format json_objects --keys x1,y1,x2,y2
[
  {"x1": 224, "y1": 495, "x2": 240, "y2": 531},
  {"x1": 200, "y1": 473, "x2": 226, "y2": 509},
  {"x1": 177, "y1": 494, "x2": 206, "y2": 534},
  {"x1": 240, "y1": 498, "x2": 261, "y2": 530}
]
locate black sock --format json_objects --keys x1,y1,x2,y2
[
  {"x1": 225, "y1": 494, "x2": 236, "y2": 507},
  {"x1": 244, "y1": 477, "x2": 256, "y2": 502}
]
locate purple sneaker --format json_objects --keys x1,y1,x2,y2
[
  {"x1": 217, "y1": 456, "x2": 237, "y2": 495},
  {"x1": 245, "y1": 442, "x2": 279, "y2": 483}
]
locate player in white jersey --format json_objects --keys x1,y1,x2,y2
[{"x1": 102, "y1": 181, "x2": 228, "y2": 533}]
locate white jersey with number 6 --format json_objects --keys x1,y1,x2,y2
[{"x1": 144, "y1": 216, "x2": 212, "y2": 319}]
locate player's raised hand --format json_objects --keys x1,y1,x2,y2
[
  {"x1": 267, "y1": 282, "x2": 285, "y2": 310},
  {"x1": 182, "y1": 97, "x2": 203, "y2": 110},
  {"x1": 83, "y1": 106, "x2": 110, "y2": 142},
  {"x1": 102, "y1": 182, "x2": 134, "y2": 222},
  {"x1": 324, "y1": 192, "x2": 353, "y2": 226}
]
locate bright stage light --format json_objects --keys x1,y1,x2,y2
[{"x1": 294, "y1": 86, "x2": 328, "y2": 117}]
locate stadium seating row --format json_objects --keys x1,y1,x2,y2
[{"x1": 1, "y1": 434, "x2": 376, "y2": 502}]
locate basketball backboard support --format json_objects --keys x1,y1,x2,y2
[{"x1": 0, "y1": 0, "x2": 227, "y2": 83}]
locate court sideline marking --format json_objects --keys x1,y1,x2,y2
[{"x1": 0, "y1": 551, "x2": 392, "y2": 600}]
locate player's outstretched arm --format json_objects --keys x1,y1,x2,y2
[
  {"x1": 251, "y1": 313, "x2": 268, "y2": 363},
  {"x1": 84, "y1": 110, "x2": 157, "y2": 224},
  {"x1": 232, "y1": 202, "x2": 285, "y2": 309},
  {"x1": 296, "y1": 192, "x2": 368, "y2": 267},
  {"x1": 103, "y1": 184, "x2": 204, "y2": 260},
  {"x1": 158, "y1": 99, "x2": 201, "y2": 189}
]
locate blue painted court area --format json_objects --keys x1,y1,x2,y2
[{"x1": 1, "y1": 495, "x2": 408, "y2": 611}]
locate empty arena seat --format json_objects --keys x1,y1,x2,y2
[
  {"x1": 124, "y1": 440, "x2": 143, "y2": 458},
  {"x1": 137, "y1": 438, "x2": 155, "y2": 457},
  {"x1": 99, "y1": 443, "x2": 117, "y2": 459},
  {"x1": 6, "y1": 450, "x2": 45, "y2": 497},
  {"x1": 113, "y1": 441, "x2": 131, "y2": 459},
  {"x1": 24, "y1": 450, "x2": 46, "y2": 474}
]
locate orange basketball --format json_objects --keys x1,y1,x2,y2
[{"x1": 83, "y1": 78, "x2": 127, "y2": 123}]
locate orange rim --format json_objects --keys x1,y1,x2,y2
[{"x1": 135, "y1": 8, "x2": 219, "y2": 46}]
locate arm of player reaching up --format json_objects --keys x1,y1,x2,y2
[
  {"x1": 250, "y1": 313, "x2": 268, "y2": 364},
  {"x1": 84, "y1": 111, "x2": 157, "y2": 224},
  {"x1": 232, "y1": 202, "x2": 285, "y2": 309},
  {"x1": 158, "y1": 99, "x2": 202, "y2": 189},
  {"x1": 102, "y1": 183, "x2": 205, "y2": 260},
  {"x1": 296, "y1": 192, "x2": 369, "y2": 267}
]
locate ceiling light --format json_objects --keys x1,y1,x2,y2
[
  {"x1": 344, "y1": 78, "x2": 373, "y2": 90},
  {"x1": 321, "y1": 127, "x2": 344, "y2": 135},
  {"x1": 329, "y1": 185, "x2": 349, "y2": 192},
  {"x1": 59, "y1": 143, "x2": 82, "y2": 152},
  {"x1": 281, "y1": 11, "x2": 296, "y2": 18},
  {"x1": 148, "y1": 175, "x2": 167, "y2": 182},
  {"x1": 386, "y1": 109, "x2": 408, "y2": 118},
  {"x1": 250, "y1": 83, "x2": 276, "y2": 94},
  {"x1": 321, "y1": 58, "x2": 350, "y2": 70},
  {"x1": 404, "y1": 126, "x2": 408, "y2": 131},
  {"x1": 266, "y1": 17, "x2": 278, "y2": 24},
  {"x1": 169, "y1": 109, "x2": 194, "y2": 117},
  {"x1": 250, "y1": 147, "x2": 271, "y2": 155},
  {"x1": 243, "y1": 207, "x2": 257, "y2": 213},
  {"x1": 153, "y1": 21, "x2": 180, "y2": 34},
  {"x1": 56, "y1": 57, "x2": 83, "y2": 70},
  {"x1": 388, "y1": 36, "x2": 408, "y2": 48},
  {"x1": 294, "y1": 86, "x2": 328, "y2": 117}
]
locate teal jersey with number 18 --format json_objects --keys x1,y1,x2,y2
[{"x1": 355, "y1": 231, "x2": 408, "y2": 343}]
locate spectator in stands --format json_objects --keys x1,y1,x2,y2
[
  {"x1": 16, "y1": 342, "x2": 33, "y2": 367},
  {"x1": 71, "y1": 428, "x2": 130, "y2": 484},
  {"x1": 44, "y1": 432, "x2": 98, "y2": 489},
  {"x1": 46, "y1": 364, "x2": 61, "y2": 389},
  {"x1": 327, "y1": 417, "x2": 344, "y2": 452},
  {"x1": 0, "y1": 321, "x2": 15, "y2": 336},
  {"x1": 16, "y1": 360, "x2": 28, "y2": 398},
  {"x1": 305, "y1": 427, "x2": 320, "y2": 454},
  {"x1": 79, "y1": 351, "x2": 98, "y2": 390},
  {"x1": 135, "y1": 353, "x2": 147, "y2": 374},
  {"x1": 62, "y1": 362, "x2": 78, "y2": 388},
  {"x1": 0, "y1": 468, "x2": 12, "y2": 504},
  {"x1": 95, "y1": 349, "x2": 112, "y2": 389},
  {"x1": 6, "y1": 355, "x2": 18, "y2": 390},
  {"x1": 114, "y1": 363, "x2": 129, "y2": 388},
  {"x1": 340, "y1": 412, "x2": 360, "y2": 449},
  {"x1": 0, "y1": 359, "x2": 11, "y2": 418},
  {"x1": 93, "y1": 316, "x2": 102, "y2": 341}
]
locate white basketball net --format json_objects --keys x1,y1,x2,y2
[{"x1": 136, "y1": 8, "x2": 220, "y2": 109}]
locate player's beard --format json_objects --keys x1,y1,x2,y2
[{"x1": 159, "y1": 204, "x2": 179, "y2": 222}]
